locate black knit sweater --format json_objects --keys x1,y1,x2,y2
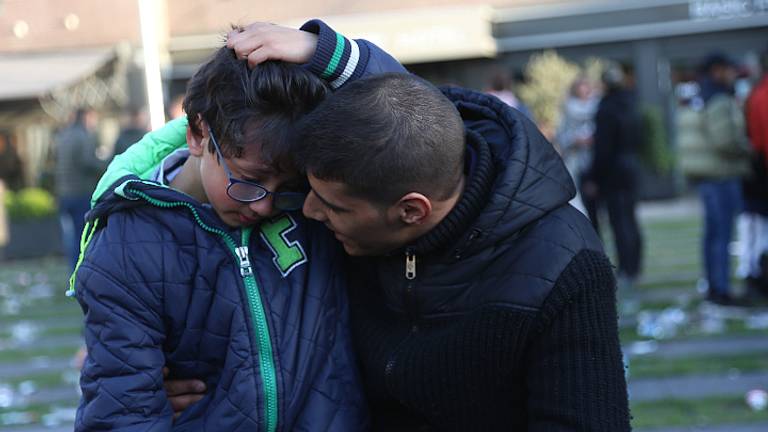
[
  {"x1": 347, "y1": 88, "x2": 631, "y2": 431},
  {"x1": 349, "y1": 250, "x2": 629, "y2": 431}
]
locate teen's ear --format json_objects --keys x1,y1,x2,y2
[
  {"x1": 395, "y1": 192, "x2": 432, "y2": 225},
  {"x1": 187, "y1": 115, "x2": 207, "y2": 157}
]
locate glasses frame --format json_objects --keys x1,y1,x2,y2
[{"x1": 206, "y1": 125, "x2": 306, "y2": 211}]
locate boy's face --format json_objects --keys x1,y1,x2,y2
[{"x1": 191, "y1": 126, "x2": 299, "y2": 228}]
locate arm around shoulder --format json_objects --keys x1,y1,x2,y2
[{"x1": 299, "y1": 19, "x2": 407, "y2": 89}]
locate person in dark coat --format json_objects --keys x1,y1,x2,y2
[
  {"x1": 589, "y1": 65, "x2": 644, "y2": 289},
  {"x1": 70, "y1": 42, "x2": 392, "y2": 430},
  {"x1": 54, "y1": 108, "x2": 105, "y2": 271},
  {"x1": 163, "y1": 21, "x2": 631, "y2": 431},
  {"x1": 111, "y1": 106, "x2": 148, "y2": 156},
  {"x1": 0, "y1": 133, "x2": 24, "y2": 191}
]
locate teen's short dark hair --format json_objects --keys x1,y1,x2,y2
[
  {"x1": 183, "y1": 46, "x2": 329, "y2": 169},
  {"x1": 293, "y1": 73, "x2": 465, "y2": 204}
]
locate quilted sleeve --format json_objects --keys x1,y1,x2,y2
[
  {"x1": 299, "y1": 19, "x2": 407, "y2": 90},
  {"x1": 74, "y1": 241, "x2": 173, "y2": 431}
]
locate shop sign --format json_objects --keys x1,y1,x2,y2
[{"x1": 689, "y1": 0, "x2": 768, "y2": 20}]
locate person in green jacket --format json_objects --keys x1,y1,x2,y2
[{"x1": 677, "y1": 53, "x2": 752, "y2": 305}]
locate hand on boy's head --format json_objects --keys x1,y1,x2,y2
[
  {"x1": 227, "y1": 22, "x2": 318, "y2": 68},
  {"x1": 163, "y1": 367, "x2": 207, "y2": 419}
]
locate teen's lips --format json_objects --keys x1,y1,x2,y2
[{"x1": 325, "y1": 224, "x2": 345, "y2": 241}]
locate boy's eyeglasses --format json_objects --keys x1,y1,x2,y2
[{"x1": 207, "y1": 126, "x2": 306, "y2": 211}]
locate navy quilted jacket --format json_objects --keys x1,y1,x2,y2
[{"x1": 73, "y1": 176, "x2": 368, "y2": 431}]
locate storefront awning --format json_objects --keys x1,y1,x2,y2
[
  {"x1": 305, "y1": 6, "x2": 497, "y2": 64},
  {"x1": 0, "y1": 49, "x2": 114, "y2": 101},
  {"x1": 169, "y1": 5, "x2": 497, "y2": 71}
]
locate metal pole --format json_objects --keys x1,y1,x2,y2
[{"x1": 137, "y1": 0, "x2": 166, "y2": 130}]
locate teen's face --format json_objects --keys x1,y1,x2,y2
[
  {"x1": 303, "y1": 174, "x2": 404, "y2": 256},
  {"x1": 199, "y1": 138, "x2": 299, "y2": 228}
]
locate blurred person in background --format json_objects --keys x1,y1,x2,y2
[
  {"x1": 485, "y1": 68, "x2": 534, "y2": 120},
  {"x1": 0, "y1": 133, "x2": 23, "y2": 259},
  {"x1": 739, "y1": 47, "x2": 768, "y2": 299},
  {"x1": 0, "y1": 179, "x2": 7, "y2": 259},
  {"x1": 557, "y1": 76, "x2": 600, "y2": 228},
  {"x1": 678, "y1": 53, "x2": 752, "y2": 305},
  {"x1": 166, "y1": 93, "x2": 186, "y2": 121},
  {"x1": 0, "y1": 133, "x2": 23, "y2": 258},
  {"x1": 588, "y1": 64, "x2": 644, "y2": 291},
  {"x1": 112, "y1": 106, "x2": 148, "y2": 156},
  {"x1": 0, "y1": 132, "x2": 24, "y2": 191},
  {"x1": 54, "y1": 107, "x2": 105, "y2": 271}
]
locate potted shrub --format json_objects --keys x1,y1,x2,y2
[{"x1": 3, "y1": 187, "x2": 63, "y2": 259}]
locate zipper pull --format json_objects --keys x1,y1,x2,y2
[
  {"x1": 235, "y1": 246, "x2": 253, "y2": 277},
  {"x1": 405, "y1": 248, "x2": 416, "y2": 280}
]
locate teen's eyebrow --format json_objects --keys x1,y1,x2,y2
[{"x1": 312, "y1": 189, "x2": 349, "y2": 212}]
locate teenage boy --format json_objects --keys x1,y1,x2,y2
[
  {"x1": 72, "y1": 46, "x2": 375, "y2": 431},
  {"x1": 294, "y1": 73, "x2": 629, "y2": 431},
  {"x1": 120, "y1": 20, "x2": 630, "y2": 431}
]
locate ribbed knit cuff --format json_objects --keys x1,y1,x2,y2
[{"x1": 300, "y1": 19, "x2": 369, "y2": 89}]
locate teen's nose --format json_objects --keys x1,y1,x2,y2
[{"x1": 302, "y1": 191, "x2": 327, "y2": 222}]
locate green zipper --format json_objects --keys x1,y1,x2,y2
[
  {"x1": 237, "y1": 228, "x2": 278, "y2": 432},
  {"x1": 127, "y1": 188, "x2": 278, "y2": 432}
]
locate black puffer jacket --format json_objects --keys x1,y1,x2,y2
[
  {"x1": 349, "y1": 88, "x2": 631, "y2": 431},
  {"x1": 591, "y1": 89, "x2": 643, "y2": 191}
]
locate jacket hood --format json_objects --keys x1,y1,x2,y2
[
  {"x1": 415, "y1": 87, "x2": 575, "y2": 258},
  {"x1": 90, "y1": 117, "x2": 189, "y2": 207}
]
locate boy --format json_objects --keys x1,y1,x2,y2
[{"x1": 73, "y1": 45, "x2": 370, "y2": 431}]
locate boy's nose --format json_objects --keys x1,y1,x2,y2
[{"x1": 248, "y1": 196, "x2": 276, "y2": 218}]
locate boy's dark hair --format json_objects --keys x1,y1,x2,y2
[
  {"x1": 183, "y1": 46, "x2": 329, "y2": 170},
  {"x1": 293, "y1": 73, "x2": 465, "y2": 205}
]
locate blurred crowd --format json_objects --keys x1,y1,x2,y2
[
  {"x1": 485, "y1": 48, "x2": 768, "y2": 306},
  {"x1": 675, "y1": 51, "x2": 768, "y2": 305}
]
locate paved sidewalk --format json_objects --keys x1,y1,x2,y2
[
  {"x1": 632, "y1": 335, "x2": 768, "y2": 359},
  {"x1": 0, "y1": 356, "x2": 71, "y2": 377},
  {"x1": 630, "y1": 371, "x2": 768, "y2": 402},
  {"x1": 636, "y1": 423, "x2": 768, "y2": 432},
  {"x1": 639, "y1": 196, "x2": 701, "y2": 220},
  {"x1": 1, "y1": 424, "x2": 74, "y2": 432}
]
